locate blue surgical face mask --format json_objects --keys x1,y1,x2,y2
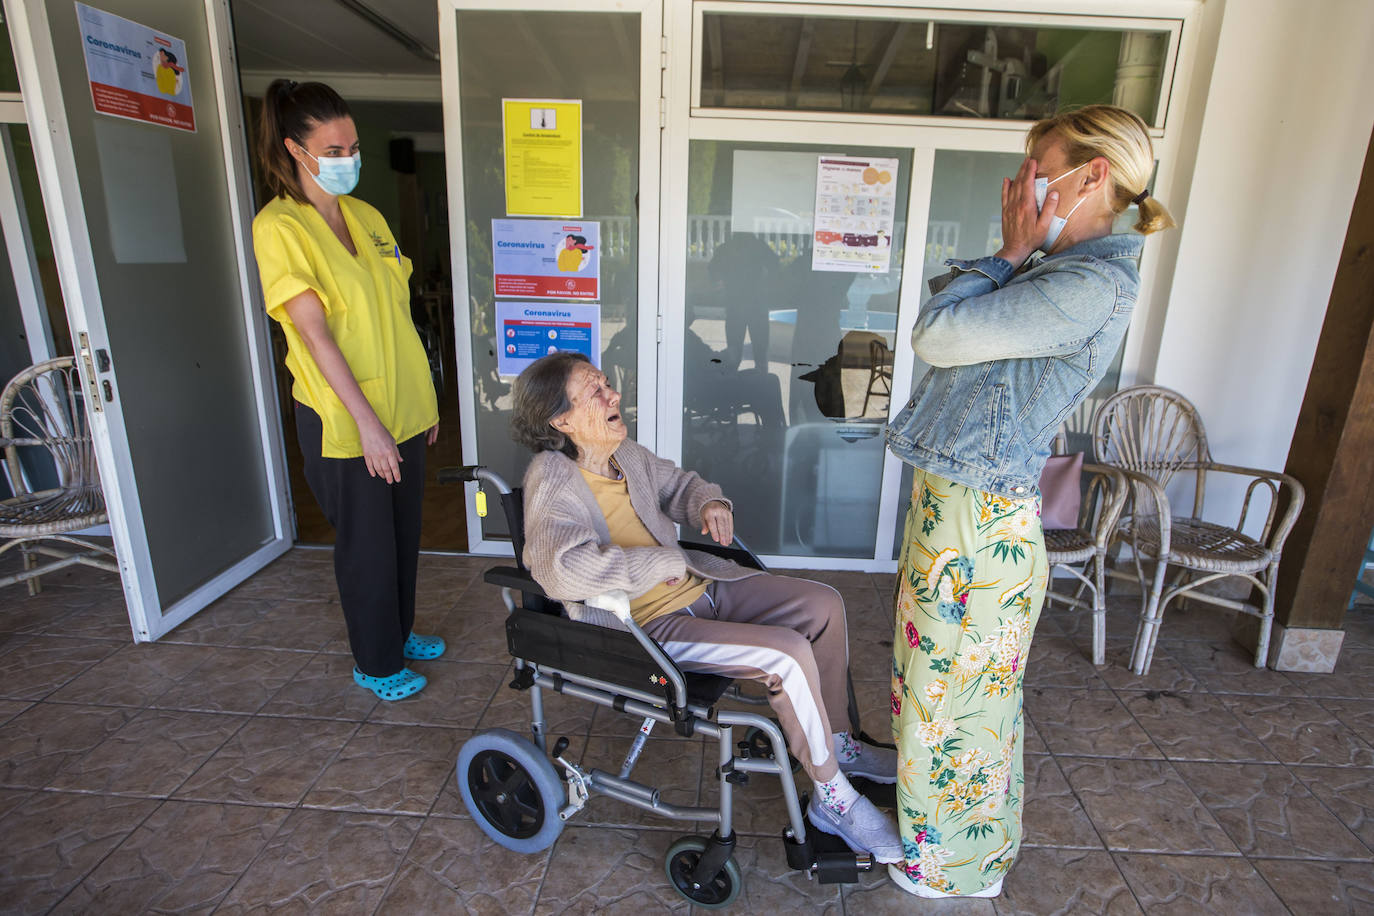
[
  {"x1": 1034, "y1": 161, "x2": 1088, "y2": 253},
  {"x1": 301, "y1": 148, "x2": 361, "y2": 196}
]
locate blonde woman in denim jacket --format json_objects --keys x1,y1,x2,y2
[{"x1": 884, "y1": 106, "x2": 1175, "y2": 899}]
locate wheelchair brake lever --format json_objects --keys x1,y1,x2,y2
[{"x1": 552, "y1": 737, "x2": 590, "y2": 820}]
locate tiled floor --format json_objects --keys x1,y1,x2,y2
[{"x1": 2, "y1": 548, "x2": 1374, "y2": 913}]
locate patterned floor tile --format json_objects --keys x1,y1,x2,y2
[
  {"x1": 1023, "y1": 754, "x2": 1102, "y2": 849},
  {"x1": 1251, "y1": 858, "x2": 1374, "y2": 914},
  {"x1": 149, "y1": 646, "x2": 312, "y2": 714},
  {"x1": 257, "y1": 651, "x2": 381, "y2": 721},
  {"x1": 1219, "y1": 695, "x2": 1374, "y2": 767},
  {"x1": 1174, "y1": 760, "x2": 1370, "y2": 859},
  {"x1": 173, "y1": 715, "x2": 358, "y2": 806},
  {"x1": 46, "y1": 643, "x2": 218, "y2": 708},
  {"x1": 0, "y1": 791, "x2": 158, "y2": 912},
  {"x1": 0, "y1": 702, "x2": 137, "y2": 789},
  {"x1": 0, "y1": 635, "x2": 122, "y2": 701},
  {"x1": 302, "y1": 723, "x2": 469, "y2": 815},
  {"x1": 724, "y1": 831, "x2": 844, "y2": 913},
  {"x1": 47, "y1": 708, "x2": 246, "y2": 797},
  {"x1": 53, "y1": 800, "x2": 289, "y2": 915},
  {"x1": 1121, "y1": 690, "x2": 1275, "y2": 762},
  {"x1": 532, "y1": 825, "x2": 689, "y2": 914},
  {"x1": 1170, "y1": 641, "x2": 1298, "y2": 696},
  {"x1": 1023, "y1": 637, "x2": 1109, "y2": 690},
  {"x1": 1024, "y1": 688, "x2": 1161, "y2": 759},
  {"x1": 1113, "y1": 852, "x2": 1287, "y2": 914},
  {"x1": 1057, "y1": 757, "x2": 1238, "y2": 855},
  {"x1": 995, "y1": 847, "x2": 1143, "y2": 915},
  {"x1": 1286, "y1": 647, "x2": 1374, "y2": 700},
  {"x1": 376, "y1": 815, "x2": 551, "y2": 913},
  {"x1": 215, "y1": 809, "x2": 420, "y2": 914},
  {"x1": 160, "y1": 595, "x2": 344, "y2": 652},
  {"x1": 1288, "y1": 765, "x2": 1374, "y2": 854}
]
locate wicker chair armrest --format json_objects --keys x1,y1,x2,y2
[
  {"x1": 1111, "y1": 466, "x2": 1174, "y2": 556},
  {"x1": 1081, "y1": 463, "x2": 1129, "y2": 548},
  {"x1": 1200, "y1": 462, "x2": 1306, "y2": 555}
]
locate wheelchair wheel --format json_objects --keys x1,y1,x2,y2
[
  {"x1": 664, "y1": 836, "x2": 742, "y2": 909},
  {"x1": 456, "y1": 729, "x2": 565, "y2": 853}
]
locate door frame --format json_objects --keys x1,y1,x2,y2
[
  {"x1": 5, "y1": 0, "x2": 293, "y2": 639},
  {"x1": 661, "y1": 0, "x2": 1207, "y2": 570},
  {"x1": 439, "y1": 0, "x2": 666, "y2": 555}
]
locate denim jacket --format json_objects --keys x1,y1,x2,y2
[{"x1": 886, "y1": 233, "x2": 1143, "y2": 499}]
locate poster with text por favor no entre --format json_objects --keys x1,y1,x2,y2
[
  {"x1": 76, "y1": 2, "x2": 195, "y2": 133},
  {"x1": 502, "y1": 99, "x2": 582, "y2": 217},
  {"x1": 492, "y1": 219, "x2": 599, "y2": 300},
  {"x1": 496, "y1": 301, "x2": 600, "y2": 378}
]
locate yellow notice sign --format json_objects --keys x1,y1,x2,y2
[{"x1": 503, "y1": 99, "x2": 583, "y2": 218}]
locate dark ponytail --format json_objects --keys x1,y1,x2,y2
[{"x1": 256, "y1": 79, "x2": 351, "y2": 204}]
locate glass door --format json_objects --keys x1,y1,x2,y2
[
  {"x1": 9, "y1": 0, "x2": 293, "y2": 638},
  {"x1": 440, "y1": 0, "x2": 663, "y2": 552}
]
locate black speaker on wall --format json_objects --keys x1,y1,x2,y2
[{"x1": 389, "y1": 138, "x2": 416, "y2": 174}]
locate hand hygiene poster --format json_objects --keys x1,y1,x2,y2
[
  {"x1": 76, "y1": 2, "x2": 195, "y2": 132},
  {"x1": 496, "y1": 302, "x2": 600, "y2": 377},
  {"x1": 492, "y1": 219, "x2": 599, "y2": 300},
  {"x1": 502, "y1": 99, "x2": 582, "y2": 217},
  {"x1": 812, "y1": 156, "x2": 898, "y2": 273}
]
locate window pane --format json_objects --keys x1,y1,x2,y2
[
  {"x1": 455, "y1": 10, "x2": 640, "y2": 540},
  {"x1": 701, "y1": 14, "x2": 1167, "y2": 125},
  {"x1": 680, "y1": 141, "x2": 912, "y2": 559}
]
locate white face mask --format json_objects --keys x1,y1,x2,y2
[{"x1": 1034, "y1": 161, "x2": 1088, "y2": 252}]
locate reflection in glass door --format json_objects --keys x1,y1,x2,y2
[{"x1": 678, "y1": 141, "x2": 912, "y2": 559}]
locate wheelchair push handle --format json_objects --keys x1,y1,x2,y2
[{"x1": 436, "y1": 465, "x2": 513, "y2": 494}]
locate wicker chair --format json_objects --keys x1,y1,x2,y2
[
  {"x1": 1042, "y1": 430, "x2": 1129, "y2": 666},
  {"x1": 0, "y1": 358, "x2": 117, "y2": 594},
  {"x1": 1092, "y1": 385, "x2": 1304, "y2": 675}
]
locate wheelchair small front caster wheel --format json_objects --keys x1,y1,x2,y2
[
  {"x1": 664, "y1": 836, "x2": 742, "y2": 909},
  {"x1": 743, "y1": 725, "x2": 801, "y2": 774},
  {"x1": 457, "y1": 728, "x2": 565, "y2": 853}
]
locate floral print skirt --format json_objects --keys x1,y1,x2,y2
[{"x1": 890, "y1": 467, "x2": 1048, "y2": 895}]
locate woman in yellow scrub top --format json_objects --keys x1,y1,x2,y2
[{"x1": 252, "y1": 79, "x2": 442, "y2": 701}]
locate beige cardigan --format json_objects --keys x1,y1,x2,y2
[{"x1": 522, "y1": 440, "x2": 763, "y2": 614}]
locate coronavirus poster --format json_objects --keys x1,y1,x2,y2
[
  {"x1": 812, "y1": 156, "x2": 898, "y2": 273},
  {"x1": 495, "y1": 301, "x2": 600, "y2": 377},
  {"x1": 76, "y1": 2, "x2": 195, "y2": 133},
  {"x1": 492, "y1": 219, "x2": 599, "y2": 300}
]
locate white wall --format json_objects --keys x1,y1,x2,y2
[{"x1": 1151, "y1": 0, "x2": 1374, "y2": 531}]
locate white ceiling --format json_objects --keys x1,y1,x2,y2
[{"x1": 231, "y1": 0, "x2": 442, "y2": 79}]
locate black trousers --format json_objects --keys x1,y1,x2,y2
[{"x1": 295, "y1": 403, "x2": 426, "y2": 677}]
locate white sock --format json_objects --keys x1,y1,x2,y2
[
  {"x1": 833, "y1": 731, "x2": 861, "y2": 763},
  {"x1": 815, "y1": 768, "x2": 861, "y2": 815}
]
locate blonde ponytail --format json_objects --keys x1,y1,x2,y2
[{"x1": 1134, "y1": 194, "x2": 1176, "y2": 235}]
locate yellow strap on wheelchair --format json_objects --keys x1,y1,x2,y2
[{"x1": 475, "y1": 488, "x2": 488, "y2": 518}]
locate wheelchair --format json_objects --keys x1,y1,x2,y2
[{"x1": 439, "y1": 464, "x2": 883, "y2": 908}]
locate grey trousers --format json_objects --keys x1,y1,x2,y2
[{"x1": 642, "y1": 574, "x2": 850, "y2": 781}]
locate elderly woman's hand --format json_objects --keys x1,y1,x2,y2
[{"x1": 700, "y1": 500, "x2": 734, "y2": 546}]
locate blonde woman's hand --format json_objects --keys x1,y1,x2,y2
[
  {"x1": 700, "y1": 501, "x2": 734, "y2": 546},
  {"x1": 996, "y1": 157, "x2": 1058, "y2": 268}
]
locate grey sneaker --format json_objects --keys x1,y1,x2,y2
[
  {"x1": 838, "y1": 741, "x2": 897, "y2": 784},
  {"x1": 807, "y1": 794, "x2": 903, "y2": 864}
]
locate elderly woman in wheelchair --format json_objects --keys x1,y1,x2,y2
[{"x1": 492, "y1": 351, "x2": 899, "y2": 868}]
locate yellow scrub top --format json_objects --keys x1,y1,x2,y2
[
  {"x1": 155, "y1": 66, "x2": 177, "y2": 95},
  {"x1": 252, "y1": 194, "x2": 438, "y2": 458}
]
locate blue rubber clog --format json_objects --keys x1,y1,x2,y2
[
  {"x1": 353, "y1": 666, "x2": 427, "y2": 701},
  {"x1": 403, "y1": 632, "x2": 446, "y2": 660}
]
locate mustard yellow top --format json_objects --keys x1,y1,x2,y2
[
  {"x1": 252, "y1": 195, "x2": 438, "y2": 458},
  {"x1": 580, "y1": 468, "x2": 709, "y2": 626}
]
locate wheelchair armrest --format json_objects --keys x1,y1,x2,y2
[
  {"x1": 678, "y1": 538, "x2": 767, "y2": 571},
  {"x1": 483, "y1": 565, "x2": 547, "y2": 596}
]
